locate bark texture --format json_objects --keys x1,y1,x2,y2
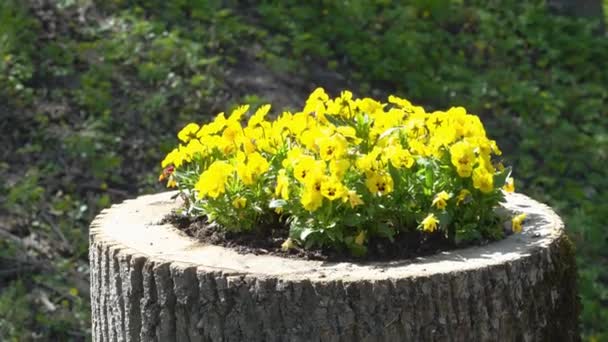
[{"x1": 90, "y1": 192, "x2": 579, "y2": 342}]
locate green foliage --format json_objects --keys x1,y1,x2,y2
[
  {"x1": 0, "y1": 0, "x2": 36, "y2": 102},
  {"x1": 1, "y1": 0, "x2": 606, "y2": 339}
]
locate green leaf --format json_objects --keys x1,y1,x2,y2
[
  {"x1": 324, "y1": 114, "x2": 350, "y2": 127},
  {"x1": 342, "y1": 213, "x2": 363, "y2": 227},
  {"x1": 425, "y1": 166, "x2": 434, "y2": 190},
  {"x1": 300, "y1": 228, "x2": 315, "y2": 241},
  {"x1": 387, "y1": 161, "x2": 403, "y2": 189},
  {"x1": 377, "y1": 126, "x2": 404, "y2": 141},
  {"x1": 375, "y1": 225, "x2": 395, "y2": 241},
  {"x1": 437, "y1": 211, "x2": 452, "y2": 227},
  {"x1": 493, "y1": 166, "x2": 512, "y2": 188}
]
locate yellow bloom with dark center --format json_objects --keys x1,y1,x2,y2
[
  {"x1": 450, "y1": 140, "x2": 476, "y2": 177},
  {"x1": 421, "y1": 213, "x2": 439, "y2": 233},
  {"x1": 318, "y1": 134, "x2": 347, "y2": 161},
  {"x1": 294, "y1": 156, "x2": 323, "y2": 183},
  {"x1": 386, "y1": 145, "x2": 415, "y2": 169},
  {"x1": 432, "y1": 191, "x2": 451, "y2": 210},
  {"x1": 305, "y1": 171, "x2": 326, "y2": 195},
  {"x1": 177, "y1": 123, "x2": 200, "y2": 143},
  {"x1": 232, "y1": 197, "x2": 247, "y2": 209},
  {"x1": 320, "y1": 177, "x2": 347, "y2": 201},
  {"x1": 327, "y1": 90, "x2": 354, "y2": 118},
  {"x1": 503, "y1": 177, "x2": 515, "y2": 193},
  {"x1": 472, "y1": 167, "x2": 494, "y2": 193},
  {"x1": 356, "y1": 148, "x2": 383, "y2": 175},
  {"x1": 512, "y1": 213, "x2": 526, "y2": 233},
  {"x1": 365, "y1": 172, "x2": 394, "y2": 195},
  {"x1": 405, "y1": 113, "x2": 427, "y2": 139}
]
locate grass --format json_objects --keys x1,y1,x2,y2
[{"x1": 0, "y1": 0, "x2": 606, "y2": 340}]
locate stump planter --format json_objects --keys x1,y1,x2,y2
[{"x1": 89, "y1": 191, "x2": 579, "y2": 342}]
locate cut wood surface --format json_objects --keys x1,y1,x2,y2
[{"x1": 89, "y1": 191, "x2": 579, "y2": 341}]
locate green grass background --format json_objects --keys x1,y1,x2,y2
[{"x1": 0, "y1": 0, "x2": 606, "y2": 340}]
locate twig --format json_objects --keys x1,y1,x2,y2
[
  {"x1": 0, "y1": 226, "x2": 24, "y2": 246},
  {"x1": 39, "y1": 212, "x2": 73, "y2": 253},
  {"x1": 0, "y1": 266, "x2": 39, "y2": 278}
]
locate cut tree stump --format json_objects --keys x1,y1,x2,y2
[{"x1": 89, "y1": 192, "x2": 579, "y2": 342}]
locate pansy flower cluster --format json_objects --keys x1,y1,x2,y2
[{"x1": 160, "y1": 88, "x2": 517, "y2": 254}]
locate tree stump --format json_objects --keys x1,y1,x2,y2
[{"x1": 89, "y1": 192, "x2": 579, "y2": 342}]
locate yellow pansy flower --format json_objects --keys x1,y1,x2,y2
[
  {"x1": 318, "y1": 134, "x2": 348, "y2": 161},
  {"x1": 386, "y1": 145, "x2": 415, "y2": 169},
  {"x1": 198, "y1": 112, "x2": 226, "y2": 136},
  {"x1": 456, "y1": 189, "x2": 471, "y2": 205},
  {"x1": 161, "y1": 147, "x2": 183, "y2": 168},
  {"x1": 248, "y1": 104, "x2": 271, "y2": 128},
  {"x1": 228, "y1": 104, "x2": 249, "y2": 122},
  {"x1": 365, "y1": 172, "x2": 394, "y2": 195},
  {"x1": 195, "y1": 161, "x2": 234, "y2": 199},
  {"x1": 421, "y1": 213, "x2": 439, "y2": 233},
  {"x1": 301, "y1": 189, "x2": 323, "y2": 212},
  {"x1": 329, "y1": 159, "x2": 350, "y2": 180},
  {"x1": 281, "y1": 238, "x2": 296, "y2": 251},
  {"x1": 247, "y1": 152, "x2": 270, "y2": 176},
  {"x1": 472, "y1": 167, "x2": 494, "y2": 193},
  {"x1": 432, "y1": 191, "x2": 451, "y2": 210},
  {"x1": 232, "y1": 197, "x2": 247, "y2": 209},
  {"x1": 177, "y1": 123, "x2": 200, "y2": 143},
  {"x1": 275, "y1": 169, "x2": 290, "y2": 200},
  {"x1": 320, "y1": 177, "x2": 347, "y2": 201},
  {"x1": 512, "y1": 213, "x2": 526, "y2": 233},
  {"x1": 293, "y1": 156, "x2": 324, "y2": 183},
  {"x1": 503, "y1": 177, "x2": 515, "y2": 193},
  {"x1": 450, "y1": 140, "x2": 476, "y2": 177},
  {"x1": 354, "y1": 231, "x2": 366, "y2": 246},
  {"x1": 347, "y1": 190, "x2": 364, "y2": 208}
]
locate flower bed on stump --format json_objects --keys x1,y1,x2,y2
[
  {"x1": 89, "y1": 89, "x2": 579, "y2": 341},
  {"x1": 159, "y1": 88, "x2": 522, "y2": 258}
]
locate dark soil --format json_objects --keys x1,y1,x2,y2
[{"x1": 162, "y1": 212, "x2": 470, "y2": 262}]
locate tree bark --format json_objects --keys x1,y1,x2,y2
[{"x1": 90, "y1": 192, "x2": 579, "y2": 341}]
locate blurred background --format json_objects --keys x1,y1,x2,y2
[{"x1": 0, "y1": 0, "x2": 606, "y2": 340}]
